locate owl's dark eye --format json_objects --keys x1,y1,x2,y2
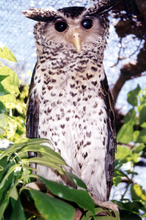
[
  {"x1": 55, "y1": 21, "x2": 67, "y2": 32},
  {"x1": 81, "y1": 19, "x2": 93, "y2": 29}
]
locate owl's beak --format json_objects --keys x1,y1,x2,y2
[{"x1": 72, "y1": 30, "x2": 81, "y2": 53}]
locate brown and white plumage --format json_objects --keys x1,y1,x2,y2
[{"x1": 23, "y1": 3, "x2": 116, "y2": 206}]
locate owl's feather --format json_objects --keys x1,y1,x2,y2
[{"x1": 25, "y1": 5, "x2": 116, "y2": 204}]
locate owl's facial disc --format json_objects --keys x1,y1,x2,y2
[{"x1": 71, "y1": 18, "x2": 93, "y2": 53}]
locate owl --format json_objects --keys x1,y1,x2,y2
[{"x1": 23, "y1": 1, "x2": 117, "y2": 210}]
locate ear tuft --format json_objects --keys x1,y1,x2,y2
[{"x1": 22, "y1": 8, "x2": 57, "y2": 22}]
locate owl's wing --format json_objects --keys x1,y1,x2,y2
[
  {"x1": 26, "y1": 63, "x2": 39, "y2": 139},
  {"x1": 100, "y1": 73, "x2": 116, "y2": 200}
]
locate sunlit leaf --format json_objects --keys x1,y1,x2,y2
[
  {"x1": 140, "y1": 122, "x2": 146, "y2": 128},
  {"x1": 0, "y1": 46, "x2": 17, "y2": 62},
  {"x1": 133, "y1": 130, "x2": 140, "y2": 142},
  {"x1": 0, "y1": 82, "x2": 9, "y2": 96},
  {"x1": 15, "y1": 99, "x2": 26, "y2": 115},
  {"x1": 117, "y1": 124, "x2": 133, "y2": 144},
  {"x1": 1, "y1": 65, "x2": 19, "y2": 86},
  {"x1": 29, "y1": 188, "x2": 75, "y2": 220},
  {"x1": 0, "y1": 94, "x2": 17, "y2": 109},
  {"x1": 115, "y1": 145, "x2": 132, "y2": 163},
  {"x1": 40, "y1": 177, "x2": 95, "y2": 216},
  {"x1": 1, "y1": 83, "x2": 20, "y2": 97},
  {"x1": 142, "y1": 212, "x2": 146, "y2": 218},
  {"x1": 0, "y1": 114, "x2": 7, "y2": 135},
  {"x1": 133, "y1": 143, "x2": 145, "y2": 154},
  {"x1": 0, "y1": 65, "x2": 19, "y2": 87},
  {"x1": 131, "y1": 184, "x2": 146, "y2": 202},
  {"x1": 0, "y1": 75, "x2": 9, "y2": 82},
  {"x1": 113, "y1": 176, "x2": 122, "y2": 186}
]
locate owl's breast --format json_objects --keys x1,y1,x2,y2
[{"x1": 33, "y1": 61, "x2": 109, "y2": 201}]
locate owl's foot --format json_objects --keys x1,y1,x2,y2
[
  {"x1": 25, "y1": 181, "x2": 48, "y2": 192},
  {"x1": 89, "y1": 193, "x2": 119, "y2": 212}
]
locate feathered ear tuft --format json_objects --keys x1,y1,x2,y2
[{"x1": 22, "y1": 7, "x2": 58, "y2": 22}]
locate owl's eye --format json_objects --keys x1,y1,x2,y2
[
  {"x1": 81, "y1": 19, "x2": 93, "y2": 29},
  {"x1": 55, "y1": 21, "x2": 68, "y2": 32}
]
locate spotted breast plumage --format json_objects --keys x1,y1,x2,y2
[{"x1": 23, "y1": 1, "x2": 116, "y2": 208}]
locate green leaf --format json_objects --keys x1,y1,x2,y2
[
  {"x1": 133, "y1": 143, "x2": 145, "y2": 154},
  {"x1": 0, "y1": 75, "x2": 9, "y2": 82},
  {"x1": 29, "y1": 188, "x2": 75, "y2": 220},
  {"x1": 131, "y1": 184, "x2": 146, "y2": 202},
  {"x1": 40, "y1": 177, "x2": 95, "y2": 216},
  {"x1": 142, "y1": 212, "x2": 146, "y2": 217},
  {"x1": 113, "y1": 176, "x2": 122, "y2": 186},
  {"x1": 95, "y1": 216, "x2": 118, "y2": 220},
  {"x1": 137, "y1": 129, "x2": 146, "y2": 143},
  {"x1": 117, "y1": 124, "x2": 133, "y2": 144},
  {"x1": 139, "y1": 105, "x2": 146, "y2": 125},
  {"x1": 0, "y1": 161, "x2": 15, "y2": 219},
  {"x1": 9, "y1": 184, "x2": 19, "y2": 201},
  {"x1": 115, "y1": 145, "x2": 132, "y2": 163},
  {"x1": 127, "y1": 84, "x2": 141, "y2": 106},
  {"x1": 0, "y1": 94, "x2": 17, "y2": 109},
  {"x1": 0, "y1": 156, "x2": 8, "y2": 171},
  {"x1": 0, "y1": 65, "x2": 19, "y2": 87},
  {"x1": 0, "y1": 193, "x2": 9, "y2": 220},
  {"x1": 0, "y1": 82, "x2": 10, "y2": 96},
  {"x1": 0, "y1": 113, "x2": 7, "y2": 135},
  {"x1": 10, "y1": 197, "x2": 25, "y2": 220},
  {"x1": 20, "y1": 144, "x2": 66, "y2": 166},
  {"x1": 133, "y1": 130, "x2": 140, "y2": 142},
  {"x1": 0, "y1": 101, "x2": 7, "y2": 113},
  {"x1": 2, "y1": 83, "x2": 20, "y2": 97},
  {"x1": 66, "y1": 172, "x2": 87, "y2": 190},
  {"x1": 141, "y1": 122, "x2": 146, "y2": 128},
  {"x1": 124, "y1": 108, "x2": 136, "y2": 125},
  {"x1": 27, "y1": 156, "x2": 65, "y2": 174},
  {"x1": 0, "y1": 163, "x2": 17, "y2": 189},
  {"x1": 23, "y1": 138, "x2": 52, "y2": 146},
  {"x1": 120, "y1": 210, "x2": 142, "y2": 220},
  {"x1": 0, "y1": 46, "x2": 17, "y2": 62},
  {"x1": 82, "y1": 207, "x2": 119, "y2": 220},
  {"x1": 12, "y1": 116, "x2": 26, "y2": 135},
  {"x1": 139, "y1": 88, "x2": 146, "y2": 106},
  {"x1": 4, "y1": 197, "x2": 17, "y2": 220}
]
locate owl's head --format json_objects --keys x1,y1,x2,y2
[{"x1": 23, "y1": 3, "x2": 111, "y2": 54}]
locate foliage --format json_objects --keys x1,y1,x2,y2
[
  {"x1": 0, "y1": 45, "x2": 28, "y2": 142},
  {"x1": 115, "y1": 85, "x2": 146, "y2": 218},
  {"x1": 0, "y1": 138, "x2": 96, "y2": 220},
  {"x1": 0, "y1": 46, "x2": 144, "y2": 219}
]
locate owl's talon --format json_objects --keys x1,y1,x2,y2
[{"x1": 89, "y1": 193, "x2": 119, "y2": 212}]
